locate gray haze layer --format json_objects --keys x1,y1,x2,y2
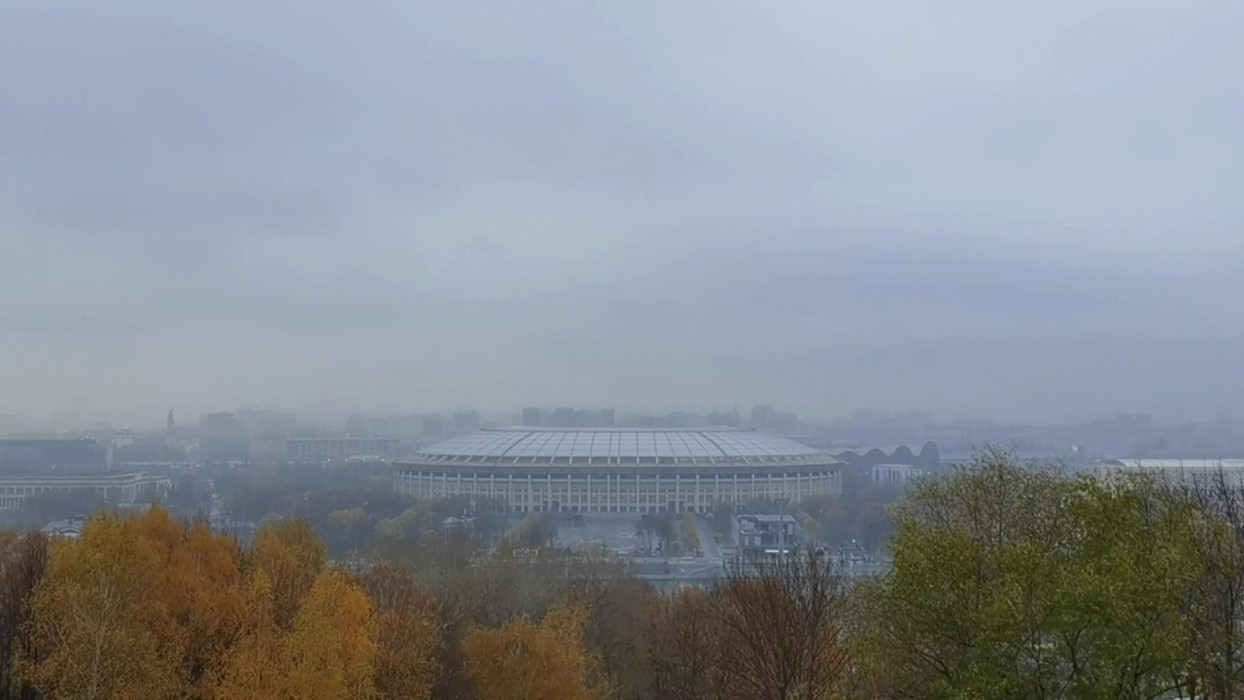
[{"x1": 1, "y1": 0, "x2": 1241, "y2": 424}]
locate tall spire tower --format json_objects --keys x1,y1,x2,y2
[{"x1": 167, "y1": 408, "x2": 175, "y2": 430}]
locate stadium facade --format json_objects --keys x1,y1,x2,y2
[{"x1": 394, "y1": 427, "x2": 842, "y2": 513}]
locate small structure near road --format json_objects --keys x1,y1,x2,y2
[{"x1": 733, "y1": 513, "x2": 799, "y2": 555}]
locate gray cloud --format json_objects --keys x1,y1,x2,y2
[
  {"x1": 0, "y1": 316, "x2": 149, "y2": 340},
  {"x1": 0, "y1": 0, "x2": 1240, "y2": 424}
]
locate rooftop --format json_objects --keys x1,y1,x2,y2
[
  {"x1": 1098, "y1": 458, "x2": 1244, "y2": 470},
  {"x1": 736, "y1": 514, "x2": 797, "y2": 523},
  {"x1": 405, "y1": 427, "x2": 836, "y2": 466}
]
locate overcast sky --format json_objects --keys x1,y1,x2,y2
[{"x1": 1, "y1": 0, "x2": 1241, "y2": 426}]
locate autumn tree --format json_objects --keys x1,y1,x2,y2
[
  {"x1": 250, "y1": 519, "x2": 326, "y2": 629},
  {"x1": 18, "y1": 512, "x2": 182, "y2": 700},
  {"x1": 714, "y1": 549, "x2": 849, "y2": 700},
  {"x1": 648, "y1": 587, "x2": 725, "y2": 700},
  {"x1": 210, "y1": 572, "x2": 292, "y2": 700},
  {"x1": 357, "y1": 564, "x2": 440, "y2": 700},
  {"x1": 583, "y1": 576, "x2": 660, "y2": 700},
  {"x1": 134, "y1": 510, "x2": 248, "y2": 694},
  {"x1": 0, "y1": 533, "x2": 48, "y2": 700},
  {"x1": 463, "y1": 602, "x2": 605, "y2": 700},
  {"x1": 330, "y1": 507, "x2": 367, "y2": 554},
  {"x1": 284, "y1": 568, "x2": 379, "y2": 700}
]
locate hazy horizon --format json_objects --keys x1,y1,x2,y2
[{"x1": 2, "y1": 1, "x2": 1241, "y2": 425}]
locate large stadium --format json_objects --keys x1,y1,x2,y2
[{"x1": 394, "y1": 427, "x2": 842, "y2": 514}]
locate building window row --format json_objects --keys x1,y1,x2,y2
[{"x1": 395, "y1": 469, "x2": 840, "y2": 513}]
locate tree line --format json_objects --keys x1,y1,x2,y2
[{"x1": 4, "y1": 448, "x2": 1244, "y2": 698}]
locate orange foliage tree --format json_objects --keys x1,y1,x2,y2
[
  {"x1": 134, "y1": 509, "x2": 248, "y2": 694},
  {"x1": 15, "y1": 508, "x2": 392, "y2": 700},
  {"x1": 463, "y1": 603, "x2": 605, "y2": 700}
]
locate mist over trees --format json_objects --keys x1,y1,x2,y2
[{"x1": 3, "y1": 450, "x2": 1244, "y2": 697}]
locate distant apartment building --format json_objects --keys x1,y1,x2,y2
[
  {"x1": 550, "y1": 407, "x2": 576, "y2": 427},
  {"x1": 346, "y1": 414, "x2": 423, "y2": 441},
  {"x1": 198, "y1": 412, "x2": 248, "y2": 462},
  {"x1": 521, "y1": 408, "x2": 542, "y2": 427},
  {"x1": 285, "y1": 437, "x2": 404, "y2": 463},
  {"x1": 421, "y1": 415, "x2": 446, "y2": 440},
  {"x1": 749, "y1": 405, "x2": 798, "y2": 433},
  {"x1": 450, "y1": 412, "x2": 481, "y2": 436},
  {"x1": 199, "y1": 412, "x2": 242, "y2": 437},
  {"x1": 0, "y1": 473, "x2": 172, "y2": 510},
  {"x1": 522, "y1": 407, "x2": 614, "y2": 428}
]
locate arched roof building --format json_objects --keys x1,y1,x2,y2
[{"x1": 395, "y1": 427, "x2": 841, "y2": 513}]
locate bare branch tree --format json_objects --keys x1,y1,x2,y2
[{"x1": 714, "y1": 548, "x2": 849, "y2": 700}]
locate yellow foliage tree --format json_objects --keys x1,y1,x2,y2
[
  {"x1": 250, "y1": 519, "x2": 325, "y2": 630},
  {"x1": 463, "y1": 603, "x2": 602, "y2": 700},
  {"x1": 19, "y1": 512, "x2": 183, "y2": 700},
  {"x1": 134, "y1": 510, "x2": 247, "y2": 694},
  {"x1": 358, "y1": 563, "x2": 440, "y2": 700},
  {"x1": 210, "y1": 571, "x2": 293, "y2": 700},
  {"x1": 284, "y1": 568, "x2": 379, "y2": 700},
  {"x1": 18, "y1": 508, "x2": 380, "y2": 700}
]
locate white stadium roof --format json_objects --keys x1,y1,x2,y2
[{"x1": 406, "y1": 427, "x2": 834, "y2": 466}]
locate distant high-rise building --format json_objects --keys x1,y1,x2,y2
[
  {"x1": 751, "y1": 405, "x2": 775, "y2": 428},
  {"x1": 422, "y1": 415, "x2": 445, "y2": 439},
  {"x1": 521, "y1": 408, "x2": 542, "y2": 427},
  {"x1": 550, "y1": 407, "x2": 575, "y2": 427},
  {"x1": 749, "y1": 405, "x2": 797, "y2": 433},
  {"x1": 199, "y1": 413, "x2": 241, "y2": 438},
  {"x1": 450, "y1": 411, "x2": 480, "y2": 435},
  {"x1": 599, "y1": 409, "x2": 616, "y2": 427},
  {"x1": 235, "y1": 409, "x2": 297, "y2": 436},
  {"x1": 198, "y1": 413, "x2": 248, "y2": 462},
  {"x1": 668, "y1": 412, "x2": 693, "y2": 428},
  {"x1": 166, "y1": 409, "x2": 175, "y2": 430},
  {"x1": 347, "y1": 414, "x2": 390, "y2": 436}
]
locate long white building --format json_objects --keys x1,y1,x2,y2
[
  {"x1": 0, "y1": 473, "x2": 172, "y2": 510},
  {"x1": 394, "y1": 427, "x2": 842, "y2": 514}
]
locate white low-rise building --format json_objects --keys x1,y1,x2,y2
[
  {"x1": 871, "y1": 463, "x2": 925, "y2": 485},
  {"x1": 0, "y1": 473, "x2": 172, "y2": 510}
]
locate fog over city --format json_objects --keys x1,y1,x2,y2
[{"x1": 2, "y1": 0, "x2": 1241, "y2": 424}]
